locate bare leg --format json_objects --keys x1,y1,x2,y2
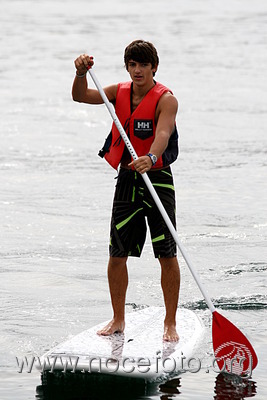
[
  {"x1": 97, "y1": 256, "x2": 128, "y2": 336},
  {"x1": 159, "y1": 257, "x2": 180, "y2": 342}
]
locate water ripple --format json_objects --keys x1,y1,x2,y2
[{"x1": 184, "y1": 294, "x2": 267, "y2": 311}]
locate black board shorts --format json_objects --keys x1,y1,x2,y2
[{"x1": 109, "y1": 166, "x2": 177, "y2": 258}]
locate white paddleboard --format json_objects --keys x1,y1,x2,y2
[{"x1": 37, "y1": 307, "x2": 204, "y2": 382}]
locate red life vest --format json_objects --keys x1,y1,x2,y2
[{"x1": 100, "y1": 81, "x2": 179, "y2": 170}]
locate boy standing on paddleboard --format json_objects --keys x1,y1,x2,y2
[{"x1": 72, "y1": 40, "x2": 180, "y2": 342}]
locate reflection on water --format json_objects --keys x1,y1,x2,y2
[
  {"x1": 36, "y1": 371, "x2": 151, "y2": 400},
  {"x1": 214, "y1": 373, "x2": 257, "y2": 399},
  {"x1": 159, "y1": 378, "x2": 181, "y2": 398},
  {"x1": 35, "y1": 371, "x2": 257, "y2": 400}
]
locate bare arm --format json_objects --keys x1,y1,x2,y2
[
  {"x1": 149, "y1": 93, "x2": 178, "y2": 159},
  {"x1": 72, "y1": 54, "x2": 117, "y2": 104},
  {"x1": 130, "y1": 93, "x2": 178, "y2": 173}
]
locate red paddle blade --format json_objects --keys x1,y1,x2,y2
[{"x1": 212, "y1": 311, "x2": 258, "y2": 376}]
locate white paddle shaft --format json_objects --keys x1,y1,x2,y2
[{"x1": 88, "y1": 68, "x2": 216, "y2": 313}]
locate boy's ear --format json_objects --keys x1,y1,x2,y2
[{"x1": 152, "y1": 64, "x2": 158, "y2": 74}]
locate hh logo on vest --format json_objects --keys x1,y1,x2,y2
[{"x1": 134, "y1": 119, "x2": 153, "y2": 140}]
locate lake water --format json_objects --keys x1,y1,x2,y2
[{"x1": 0, "y1": 0, "x2": 266, "y2": 398}]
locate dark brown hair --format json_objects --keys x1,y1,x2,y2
[{"x1": 124, "y1": 40, "x2": 159, "y2": 75}]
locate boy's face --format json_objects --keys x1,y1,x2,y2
[{"x1": 127, "y1": 59, "x2": 157, "y2": 85}]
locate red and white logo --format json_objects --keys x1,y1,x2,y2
[{"x1": 214, "y1": 341, "x2": 252, "y2": 376}]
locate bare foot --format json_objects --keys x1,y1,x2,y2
[
  {"x1": 97, "y1": 319, "x2": 125, "y2": 336},
  {"x1": 163, "y1": 324, "x2": 179, "y2": 342}
]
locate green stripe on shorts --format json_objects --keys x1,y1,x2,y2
[
  {"x1": 152, "y1": 234, "x2": 165, "y2": 243},
  {"x1": 152, "y1": 183, "x2": 175, "y2": 191},
  {"x1": 132, "y1": 186, "x2": 135, "y2": 202},
  {"x1": 143, "y1": 200, "x2": 152, "y2": 208},
  {"x1": 161, "y1": 170, "x2": 172, "y2": 177},
  {"x1": 116, "y1": 207, "x2": 143, "y2": 230}
]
